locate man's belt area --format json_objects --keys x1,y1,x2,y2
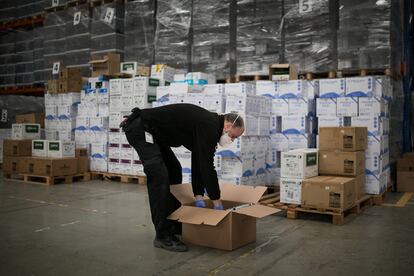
[{"x1": 119, "y1": 107, "x2": 141, "y2": 132}]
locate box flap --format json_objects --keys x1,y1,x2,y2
[
  {"x1": 220, "y1": 183, "x2": 267, "y2": 203},
  {"x1": 233, "y1": 204, "x2": 281, "y2": 218},
  {"x1": 168, "y1": 206, "x2": 230, "y2": 226},
  {"x1": 170, "y1": 183, "x2": 200, "y2": 204}
]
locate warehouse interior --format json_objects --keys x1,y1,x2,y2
[{"x1": 1, "y1": 0, "x2": 414, "y2": 275}]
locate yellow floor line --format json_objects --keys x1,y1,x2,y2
[{"x1": 395, "y1": 192, "x2": 414, "y2": 207}]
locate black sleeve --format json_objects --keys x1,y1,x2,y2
[{"x1": 191, "y1": 126, "x2": 220, "y2": 200}]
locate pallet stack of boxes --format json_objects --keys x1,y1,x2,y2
[
  {"x1": 106, "y1": 63, "x2": 162, "y2": 176},
  {"x1": 256, "y1": 79, "x2": 318, "y2": 187},
  {"x1": 316, "y1": 76, "x2": 391, "y2": 194},
  {"x1": 215, "y1": 82, "x2": 271, "y2": 186},
  {"x1": 300, "y1": 127, "x2": 367, "y2": 211}
]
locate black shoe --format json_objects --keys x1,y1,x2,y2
[{"x1": 153, "y1": 235, "x2": 188, "y2": 252}]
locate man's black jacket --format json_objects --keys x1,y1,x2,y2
[{"x1": 140, "y1": 103, "x2": 224, "y2": 200}]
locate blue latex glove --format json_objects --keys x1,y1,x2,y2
[
  {"x1": 213, "y1": 204, "x2": 224, "y2": 210},
  {"x1": 195, "y1": 199, "x2": 206, "y2": 208}
]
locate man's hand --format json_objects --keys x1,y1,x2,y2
[
  {"x1": 195, "y1": 195, "x2": 206, "y2": 208},
  {"x1": 212, "y1": 199, "x2": 224, "y2": 210}
]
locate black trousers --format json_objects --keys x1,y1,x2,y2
[{"x1": 125, "y1": 117, "x2": 182, "y2": 239}]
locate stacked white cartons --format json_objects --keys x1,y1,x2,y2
[
  {"x1": 75, "y1": 76, "x2": 110, "y2": 172},
  {"x1": 347, "y1": 76, "x2": 391, "y2": 194},
  {"x1": 316, "y1": 78, "x2": 346, "y2": 147},
  {"x1": 57, "y1": 93, "x2": 80, "y2": 141},
  {"x1": 44, "y1": 93, "x2": 60, "y2": 140},
  {"x1": 172, "y1": 146, "x2": 192, "y2": 183},
  {"x1": 266, "y1": 80, "x2": 318, "y2": 186},
  {"x1": 133, "y1": 77, "x2": 160, "y2": 109},
  {"x1": 216, "y1": 82, "x2": 270, "y2": 186},
  {"x1": 151, "y1": 64, "x2": 175, "y2": 86},
  {"x1": 280, "y1": 149, "x2": 319, "y2": 205}
]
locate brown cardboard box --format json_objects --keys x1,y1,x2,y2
[
  {"x1": 168, "y1": 184, "x2": 280, "y2": 251},
  {"x1": 15, "y1": 113, "x2": 45, "y2": 128},
  {"x1": 3, "y1": 139, "x2": 32, "y2": 156},
  {"x1": 58, "y1": 79, "x2": 83, "y2": 93},
  {"x1": 319, "y1": 127, "x2": 367, "y2": 151},
  {"x1": 24, "y1": 157, "x2": 78, "y2": 176},
  {"x1": 319, "y1": 150, "x2": 365, "y2": 176},
  {"x1": 355, "y1": 173, "x2": 365, "y2": 200},
  {"x1": 269, "y1": 64, "x2": 298, "y2": 81},
  {"x1": 3, "y1": 156, "x2": 27, "y2": 174},
  {"x1": 47, "y1": 80, "x2": 59, "y2": 93},
  {"x1": 89, "y1": 53, "x2": 120, "y2": 77},
  {"x1": 59, "y1": 68, "x2": 81, "y2": 80},
  {"x1": 397, "y1": 172, "x2": 414, "y2": 192},
  {"x1": 76, "y1": 148, "x2": 89, "y2": 173},
  {"x1": 302, "y1": 176, "x2": 356, "y2": 211},
  {"x1": 397, "y1": 155, "x2": 414, "y2": 192}
]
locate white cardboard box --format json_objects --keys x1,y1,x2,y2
[
  {"x1": 12, "y1": 124, "x2": 41, "y2": 140},
  {"x1": 156, "y1": 86, "x2": 170, "y2": 101},
  {"x1": 316, "y1": 98, "x2": 337, "y2": 117},
  {"x1": 122, "y1": 78, "x2": 135, "y2": 95},
  {"x1": 281, "y1": 149, "x2": 318, "y2": 179},
  {"x1": 275, "y1": 80, "x2": 307, "y2": 99},
  {"x1": 358, "y1": 97, "x2": 387, "y2": 117},
  {"x1": 287, "y1": 134, "x2": 313, "y2": 150},
  {"x1": 318, "y1": 117, "x2": 343, "y2": 128},
  {"x1": 109, "y1": 79, "x2": 122, "y2": 96},
  {"x1": 281, "y1": 116, "x2": 310, "y2": 135},
  {"x1": 47, "y1": 140, "x2": 75, "y2": 158},
  {"x1": 270, "y1": 133, "x2": 289, "y2": 151},
  {"x1": 32, "y1": 140, "x2": 49, "y2": 157},
  {"x1": 224, "y1": 83, "x2": 255, "y2": 96},
  {"x1": 216, "y1": 136, "x2": 255, "y2": 159},
  {"x1": 280, "y1": 178, "x2": 303, "y2": 204},
  {"x1": 337, "y1": 97, "x2": 359, "y2": 117},
  {"x1": 225, "y1": 95, "x2": 260, "y2": 115},
  {"x1": 345, "y1": 76, "x2": 374, "y2": 97},
  {"x1": 255, "y1": 80, "x2": 276, "y2": 99},
  {"x1": 269, "y1": 115, "x2": 281, "y2": 135},
  {"x1": 203, "y1": 95, "x2": 225, "y2": 113},
  {"x1": 221, "y1": 157, "x2": 255, "y2": 178},
  {"x1": 351, "y1": 116, "x2": 386, "y2": 136},
  {"x1": 288, "y1": 98, "x2": 315, "y2": 116},
  {"x1": 202, "y1": 84, "x2": 225, "y2": 96},
  {"x1": 109, "y1": 95, "x2": 122, "y2": 112},
  {"x1": 271, "y1": 98, "x2": 289, "y2": 116},
  {"x1": 319, "y1": 78, "x2": 345, "y2": 98}
]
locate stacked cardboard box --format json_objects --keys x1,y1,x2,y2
[
  {"x1": 280, "y1": 149, "x2": 319, "y2": 204},
  {"x1": 257, "y1": 80, "x2": 318, "y2": 186},
  {"x1": 107, "y1": 76, "x2": 159, "y2": 175},
  {"x1": 316, "y1": 76, "x2": 392, "y2": 194},
  {"x1": 2, "y1": 139, "x2": 32, "y2": 176},
  {"x1": 313, "y1": 127, "x2": 367, "y2": 206},
  {"x1": 45, "y1": 92, "x2": 80, "y2": 141},
  {"x1": 75, "y1": 76, "x2": 110, "y2": 172},
  {"x1": 397, "y1": 153, "x2": 414, "y2": 192},
  {"x1": 47, "y1": 68, "x2": 83, "y2": 93}
]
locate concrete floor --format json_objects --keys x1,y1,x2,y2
[{"x1": 1, "y1": 177, "x2": 414, "y2": 276}]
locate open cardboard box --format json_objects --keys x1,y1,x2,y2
[{"x1": 168, "y1": 183, "x2": 281, "y2": 251}]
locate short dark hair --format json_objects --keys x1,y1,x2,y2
[{"x1": 224, "y1": 113, "x2": 244, "y2": 129}]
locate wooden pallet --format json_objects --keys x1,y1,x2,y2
[
  {"x1": 20, "y1": 173, "x2": 91, "y2": 185},
  {"x1": 45, "y1": 4, "x2": 67, "y2": 13},
  {"x1": 372, "y1": 185, "x2": 392, "y2": 205},
  {"x1": 337, "y1": 68, "x2": 395, "y2": 78},
  {"x1": 0, "y1": 85, "x2": 45, "y2": 96},
  {"x1": 91, "y1": 172, "x2": 146, "y2": 185},
  {"x1": 286, "y1": 195, "x2": 373, "y2": 225},
  {"x1": 298, "y1": 71, "x2": 337, "y2": 80},
  {"x1": 234, "y1": 75, "x2": 269, "y2": 82},
  {"x1": 3, "y1": 172, "x2": 24, "y2": 181},
  {"x1": 0, "y1": 13, "x2": 45, "y2": 31}
]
